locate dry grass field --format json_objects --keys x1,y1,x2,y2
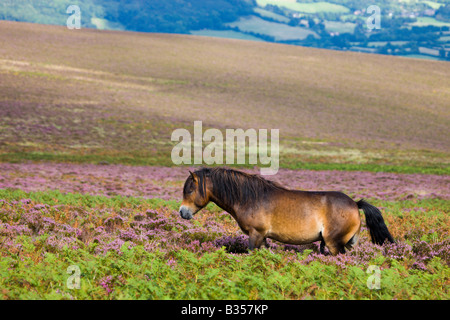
[{"x1": 0, "y1": 21, "x2": 448, "y2": 172}]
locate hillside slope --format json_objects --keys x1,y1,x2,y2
[{"x1": 0, "y1": 21, "x2": 448, "y2": 171}]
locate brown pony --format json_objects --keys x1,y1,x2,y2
[{"x1": 179, "y1": 167, "x2": 394, "y2": 255}]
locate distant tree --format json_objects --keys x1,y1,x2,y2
[
  {"x1": 436, "y1": 4, "x2": 450, "y2": 22},
  {"x1": 93, "y1": 0, "x2": 254, "y2": 33},
  {"x1": 439, "y1": 47, "x2": 446, "y2": 59}
]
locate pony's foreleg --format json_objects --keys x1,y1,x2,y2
[
  {"x1": 320, "y1": 240, "x2": 325, "y2": 254},
  {"x1": 248, "y1": 229, "x2": 265, "y2": 251}
]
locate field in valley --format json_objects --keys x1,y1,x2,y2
[
  {"x1": 0, "y1": 21, "x2": 448, "y2": 300},
  {"x1": 255, "y1": 0, "x2": 350, "y2": 14}
]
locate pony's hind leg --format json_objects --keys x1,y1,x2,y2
[
  {"x1": 325, "y1": 229, "x2": 360, "y2": 255},
  {"x1": 323, "y1": 229, "x2": 360, "y2": 255},
  {"x1": 323, "y1": 204, "x2": 361, "y2": 255},
  {"x1": 326, "y1": 242, "x2": 346, "y2": 255},
  {"x1": 321, "y1": 229, "x2": 346, "y2": 255},
  {"x1": 322, "y1": 230, "x2": 349, "y2": 255},
  {"x1": 344, "y1": 231, "x2": 360, "y2": 250}
]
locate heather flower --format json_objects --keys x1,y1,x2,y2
[
  {"x1": 95, "y1": 238, "x2": 125, "y2": 255},
  {"x1": 33, "y1": 204, "x2": 46, "y2": 211},
  {"x1": 215, "y1": 235, "x2": 249, "y2": 253},
  {"x1": 167, "y1": 258, "x2": 177, "y2": 268},
  {"x1": 0, "y1": 164, "x2": 448, "y2": 278},
  {"x1": 99, "y1": 276, "x2": 114, "y2": 295},
  {"x1": 1, "y1": 163, "x2": 448, "y2": 201}
]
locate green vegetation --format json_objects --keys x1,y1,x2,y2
[
  {"x1": 0, "y1": 0, "x2": 254, "y2": 33},
  {"x1": 0, "y1": 188, "x2": 162, "y2": 210},
  {"x1": 0, "y1": 151, "x2": 448, "y2": 175},
  {"x1": 0, "y1": 0, "x2": 105, "y2": 28},
  {"x1": 190, "y1": 29, "x2": 264, "y2": 41},
  {"x1": 2, "y1": 243, "x2": 448, "y2": 299},
  {"x1": 227, "y1": 15, "x2": 318, "y2": 41},
  {"x1": 324, "y1": 20, "x2": 356, "y2": 34},
  {"x1": 253, "y1": 7, "x2": 290, "y2": 23},
  {"x1": 0, "y1": 189, "x2": 448, "y2": 299},
  {"x1": 256, "y1": 0, "x2": 350, "y2": 14},
  {"x1": 410, "y1": 16, "x2": 450, "y2": 27},
  {"x1": 399, "y1": 53, "x2": 444, "y2": 60},
  {"x1": 422, "y1": 1, "x2": 444, "y2": 10}
]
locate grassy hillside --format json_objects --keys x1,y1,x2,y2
[
  {"x1": 0, "y1": 21, "x2": 449, "y2": 301},
  {"x1": 0, "y1": 21, "x2": 448, "y2": 173}
]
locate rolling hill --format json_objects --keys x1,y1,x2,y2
[
  {"x1": 1, "y1": 0, "x2": 450, "y2": 61},
  {"x1": 0, "y1": 21, "x2": 448, "y2": 173}
]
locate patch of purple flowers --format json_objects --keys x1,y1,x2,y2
[
  {"x1": 0, "y1": 162, "x2": 448, "y2": 201},
  {"x1": 0, "y1": 196, "x2": 448, "y2": 272}
]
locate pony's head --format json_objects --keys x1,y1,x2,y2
[{"x1": 179, "y1": 170, "x2": 211, "y2": 220}]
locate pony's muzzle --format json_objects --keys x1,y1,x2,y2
[{"x1": 179, "y1": 206, "x2": 193, "y2": 220}]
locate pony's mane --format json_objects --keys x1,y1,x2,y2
[{"x1": 192, "y1": 167, "x2": 286, "y2": 207}]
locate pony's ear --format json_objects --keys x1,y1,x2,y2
[{"x1": 189, "y1": 171, "x2": 198, "y2": 183}]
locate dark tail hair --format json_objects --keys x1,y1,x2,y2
[{"x1": 357, "y1": 199, "x2": 395, "y2": 245}]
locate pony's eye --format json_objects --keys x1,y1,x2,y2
[{"x1": 185, "y1": 186, "x2": 194, "y2": 195}]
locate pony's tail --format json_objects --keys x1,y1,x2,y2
[{"x1": 357, "y1": 199, "x2": 395, "y2": 245}]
